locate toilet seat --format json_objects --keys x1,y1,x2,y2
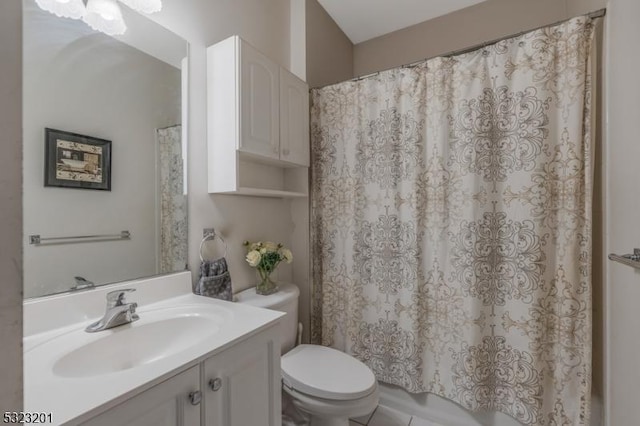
[{"x1": 281, "y1": 344, "x2": 377, "y2": 401}]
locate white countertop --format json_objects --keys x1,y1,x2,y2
[{"x1": 23, "y1": 272, "x2": 284, "y2": 425}]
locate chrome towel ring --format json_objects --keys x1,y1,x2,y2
[{"x1": 199, "y1": 228, "x2": 228, "y2": 262}]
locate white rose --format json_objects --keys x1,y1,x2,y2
[
  {"x1": 260, "y1": 248, "x2": 267, "y2": 254},
  {"x1": 246, "y1": 250, "x2": 262, "y2": 267},
  {"x1": 264, "y1": 241, "x2": 279, "y2": 252},
  {"x1": 281, "y1": 248, "x2": 293, "y2": 264}
]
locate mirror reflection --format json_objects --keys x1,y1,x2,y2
[{"x1": 23, "y1": 0, "x2": 188, "y2": 298}]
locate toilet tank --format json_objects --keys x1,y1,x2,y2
[{"x1": 235, "y1": 282, "x2": 300, "y2": 354}]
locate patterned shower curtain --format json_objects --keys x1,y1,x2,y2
[
  {"x1": 157, "y1": 125, "x2": 188, "y2": 273},
  {"x1": 310, "y1": 16, "x2": 599, "y2": 426}
]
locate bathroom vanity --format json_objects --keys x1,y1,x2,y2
[{"x1": 23, "y1": 272, "x2": 283, "y2": 426}]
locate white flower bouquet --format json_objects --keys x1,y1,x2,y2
[{"x1": 243, "y1": 240, "x2": 293, "y2": 295}]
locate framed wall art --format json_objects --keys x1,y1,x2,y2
[{"x1": 44, "y1": 128, "x2": 112, "y2": 191}]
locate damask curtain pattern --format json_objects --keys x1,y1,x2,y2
[
  {"x1": 157, "y1": 125, "x2": 187, "y2": 273},
  {"x1": 310, "y1": 17, "x2": 598, "y2": 426}
]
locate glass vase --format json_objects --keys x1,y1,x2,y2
[{"x1": 256, "y1": 269, "x2": 278, "y2": 295}]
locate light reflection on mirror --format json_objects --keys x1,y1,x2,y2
[{"x1": 23, "y1": 0, "x2": 188, "y2": 298}]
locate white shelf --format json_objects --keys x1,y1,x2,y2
[
  {"x1": 233, "y1": 187, "x2": 308, "y2": 198},
  {"x1": 238, "y1": 150, "x2": 304, "y2": 168}
]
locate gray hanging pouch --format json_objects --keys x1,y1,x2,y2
[{"x1": 195, "y1": 257, "x2": 233, "y2": 301}]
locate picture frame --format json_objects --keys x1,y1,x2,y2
[{"x1": 44, "y1": 128, "x2": 112, "y2": 191}]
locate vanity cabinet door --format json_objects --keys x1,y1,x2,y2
[
  {"x1": 279, "y1": 68, "x2": 310, "y2": 167},
  {"x1": 81, "y1": 366, "x2": 201, "y2": 426},
  {"x1": 203, "y1": 325, "x2": 281, "y2": 426},
  {"x1": 239, "y1": 39, "x2": 280, "y2": 160}
]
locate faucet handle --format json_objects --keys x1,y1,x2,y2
[{"x1": 106, "y1": 288, "x2": 136, "y2": 308}]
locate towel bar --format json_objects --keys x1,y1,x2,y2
[
  {"x1": 29, "y1": 231, "x2": 131, "y2": 245},
  {"x1": 608, "y1": 249, "x2": 640, "y2": 269}
]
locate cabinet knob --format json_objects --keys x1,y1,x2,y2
[
  {"x1": 188, "y1": 390, "x2": 202, "y2": 405},
  {"x1": 283, "y1": 148, "x2": 290, "y2": 156},
  {"x1": 209, "y1": 378, "x2": 223, "y2": 392}
]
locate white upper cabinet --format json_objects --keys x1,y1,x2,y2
[
  {"x1": 207, "y1": 36, "x2": 309, "y2": 197},
  {"x1": 240, "y1": 42, "x2": 280, "y2": 160},
  {"x1": 280, "y1": 68, "x2": 310, "y2": 167}
]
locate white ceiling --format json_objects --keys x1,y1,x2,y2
[{"x1": 317, "y1": 0, "x2": 490, "y2": 44}]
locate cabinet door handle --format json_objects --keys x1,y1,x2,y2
[
  {"x1": 209, "y1": 378, "x2": 223, "y2": 392},
  {"x1": 282, "y1": 148, "x2": 290, "y2": 156},
  {"x1": 188, "y1": 390, "x2": 202, "y2": 405}
]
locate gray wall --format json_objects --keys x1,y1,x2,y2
[
  {"x1": 353, "y1": 0, "x2": 606, "y2": 76},
  {"x1": 306, "y1": 0, "x2": 354, "y2": 88},
  {"x1": 0, "y1": 0, "x2": 22, "y2": 413}
]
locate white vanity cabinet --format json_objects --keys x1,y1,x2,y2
[
  {"x1": 207, "y1": 35, "x2": 309, "y2": 197},
  {"x1": 203, "y1": 324, "x2": 281, "y2": 426},
  {"x1": 81, "y1": 366, "x2": 201, "y2": 426},
  {"x1": 79, "y1": 326, "x2": 281, "y2": 426}
]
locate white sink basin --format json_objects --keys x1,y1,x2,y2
[
  {"x1": 27, "y1": 305, "x2": 229, "y2": 379},
  {"x1": 53, "y1": 315, "x2": 220, "y2": 378}
]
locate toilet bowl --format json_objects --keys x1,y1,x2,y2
[
  {"x1": 236, "y1": 283, "x2": 379, "y2": 426},
  {"x1": 282, "y1": 344, "x2": 378, "y2": 426}
]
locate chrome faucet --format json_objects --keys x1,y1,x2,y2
[
  {"x1": 85, "y1": 289, "x2": 139, "y2": 333},
  {"x1": 71, "y1": 276, "x2": 95, "y2": 291}
]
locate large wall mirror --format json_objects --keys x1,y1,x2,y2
[{"x1": 23, "y1": 0, "x2": 189, "y2": 298}]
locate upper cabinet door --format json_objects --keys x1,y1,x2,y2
[
  {"x1": 240, "y1": 41, "x2": 280, "y2": 160},
  {"x1": 279, "y1": 68, "x2": 310, "y2": 167}
]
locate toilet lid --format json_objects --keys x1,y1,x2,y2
[{"x1": 281, "y1": 345, "x2": 376, "y2": 401}]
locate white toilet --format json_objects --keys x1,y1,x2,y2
[{"x1": 236, "y1": 282, "x2": 379, "y2": 426}]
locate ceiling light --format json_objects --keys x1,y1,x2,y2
[
  {"x1": 35, "y1": 0, "x2": 86, "y2": 19},
  {"x1": 34, "y1": 0, "x2": 162, "y2": 36},
  {"x1": 118, "y1": 0, "x2": 162, "y2": 14},
  {"x1": 83, "y1": 0, "x2": 127, "y2": 36}
]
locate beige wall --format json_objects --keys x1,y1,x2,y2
[
  {"x1": 567, "y1": 0, "x2": 608, "y2": 16},
  {"x1": 305, "y1": 0, "x2": 354, "y2": 88},
  {"x1": 289, "y1": 0, "x2": 310, "y2": 343},
  {"x1": 605, "y1": 0, "x2": 640, "y2": 424},
  {"x1": 0, "y1": 0, "x2": 22, "y2": 413},
  {"x1": 292, "y1": 0, "x2": 353, "y2": 341},
  {"x1": 353, "y1": 0, "x2": 606, "y2": 76},
  {"x1": 290, "y1": 0, "x2": 306, "y2": 79}
]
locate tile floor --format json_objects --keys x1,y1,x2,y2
[{"x1": 350, "y1": 404, "x2": 445, "y2": 426}]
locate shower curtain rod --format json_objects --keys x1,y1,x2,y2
[{"x1": 319, "y1": 8, "x2": 606, "y2": 88}]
